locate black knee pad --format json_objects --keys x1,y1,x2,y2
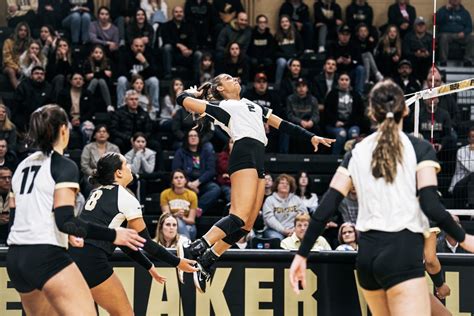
[
  {"x1": 214, "y1": 214, "x2": 245, "y2": 235},
  {"x1": 222, "y1": 229, "x2": 250, "y2": 245}
]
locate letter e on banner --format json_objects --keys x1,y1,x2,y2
[
  {"x1": 284, "y1": 268, "x2": 317, "y2": 315},
  {"x1": 245, "y1": 268, "x2": 273, "y2": 316},
  {"x1": 0, "y1": 267, "x2": 22, "y2": 315}
]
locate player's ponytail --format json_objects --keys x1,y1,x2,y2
[
  {"x1": 89, "y1": 152, "x2": 123, "y2": 185},
  {"x1": 28, "y1": 104, "x2": 69, "y2": 155},
  {"x1": 369, "y1": 80, "x2": 406, "y2": 183}
]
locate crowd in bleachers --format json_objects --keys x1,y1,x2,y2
[{"x1": 0, "y1": 0, "x2": 474, "y2": 249}]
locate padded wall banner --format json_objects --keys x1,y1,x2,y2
[{"x1": 0, "y1": 249, "x2": 473, "y2": 315}]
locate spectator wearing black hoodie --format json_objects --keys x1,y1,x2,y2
[
  {"x1": 185, "y1": 0, "x2": 213, "y2": 49},
  {"x1": 312, "y1": 57, "x2": 338, "y2": 110},
  {"x1": 313, "y1": 0, "x2": 343, "y2": 53},
  {"x1": 346, "y1": 0, "x2": 376, "y2": 35},
  {"x1": 402, "y1": 16, "x2": 432, "y2": 82},
  {"x1": 387, "y1": 0, "x2": 416, "y2": 38},
  {"x1": 393, "y1": 59, "x2": 420, "y2": 95},
  {"x1": 110, "y1": 0, "x2": 140, "y2": 46},
  {"x1": 279, "y1": 0, "x2": 314, "y2": 51},
  {"x1": 248, "y1": 14, "x2": 275, "y2": 77}
]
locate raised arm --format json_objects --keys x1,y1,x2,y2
[{"x1": 177, "y1": 87, "x2": 208, "y2": 114}]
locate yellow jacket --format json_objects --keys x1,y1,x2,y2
[{"x1": 2, "y1": 39, "x2": 20, "y2": 71}]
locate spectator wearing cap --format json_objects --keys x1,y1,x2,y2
[
  {"x1": 324, "y1": 72, "x2": 365, "y2": 154},
  {"x1": 312, "y1": 57, "x2": 338, "y2": 110},
  {"x1": 387, "y1": 0, "x2": 417, "y2": 38},
  {"x1": 327, "y1": 24, "x2": 365, "y2": 95},
  {"x1": 393, "y1": 59, "x2": 421, "y2": 95},
  {"x1": 285, "y1": 77, "x2": 320, "y2": 153},
  {"x1": 279, "y1": 0, "x2": 314, "y2": 51},
  {"x1": 248, "y1": 14, "x2": 276, "y2": 77},
  {"x1": 12, "y1": 66, "x2": 53, "y2": 133},
  {"x1": 243, "y1": 73, "x2": 284, "y2": 153},
  {"x1": 437, "y1": 0, "x2": 474, "y2": 67},
  {"x1": 313, "y1": 0, "x2": 343, "y2": 53},
  {"x1": 402, "y1": 16, "x2": 432, "y2": 82}
]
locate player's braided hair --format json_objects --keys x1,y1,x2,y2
[{"x1": 368, "y1": 80, "x2": 406, "y2": 183}]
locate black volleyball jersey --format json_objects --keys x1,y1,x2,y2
[
  {"x1": 8, "y1": 151, "x2": 80, "y2": 248},
  {"x1": 79, "y1": 184, "x2": 142, "y2": 254}
]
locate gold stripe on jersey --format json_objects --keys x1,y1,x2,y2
[
  {"x1": 55, "y1": 182, "x2": 80, "y2": 190},
  {"x1": 416, "y1": 160, "x2": 441, "y2": 173},
  {"x1": 336, "y1": 166, "x2": 350, "y2": 177}
]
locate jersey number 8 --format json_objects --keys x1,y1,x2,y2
[{"x1": 84, "y1": 190, "x2": 103, "y2": 211}]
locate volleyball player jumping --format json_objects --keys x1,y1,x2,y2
[
  {"x1": 176, "y1": 73, "x2": 335, "y2": 292},
  {"x1": 289, "y1": 80, "x2": 474, "y2": 315},
  {"x1": 69, "y1": 152, "x2": 197, "y2": 315},
  {"x1": 6, "y1": 105, "x2": 145, "y2": 315}
]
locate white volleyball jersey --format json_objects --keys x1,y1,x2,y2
[
  {"x1": 338, "y1": 132, "x2": 440, "y2": 235},
  {"x1": 204, "y1": 98, "x2": 272, "y2": 146},
  {"x1": 8, "y1": 151, "x2": 80, "y2": 248}
]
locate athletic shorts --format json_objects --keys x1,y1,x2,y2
[
  {"x1": 6, "y1": 244, "x2": 73, "y2": 293},
  {"x1": 356, "y1": 229, "x2": 425, "y2": 291},
  {"x1": 69, "y1": 243, "x2": 113, "y2": 289},
  {"x1": 228, "y1": 137, "x2": 266, "y2": 178}
]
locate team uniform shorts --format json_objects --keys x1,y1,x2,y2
[
  {"x1": 69, "y1": 243, "x2": 114, "y2": 288},
  {"x1": 7, "y1": 244, "x2": 74, "y2": 293},
  {"x1": 356, "y1": 229, "x2": 425, "y2": 291},
  {"x1": 228, "y1": 137, "x2": 266, "y2": 178}
]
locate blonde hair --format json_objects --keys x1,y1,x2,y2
[
  {"x1": 294, "y1": 213, "x2": 311, "y2": 225},
  {"x1": 155, "y1": 213, "x2": 180, "y2": 248},
  {"x1": 368, "y1": 80, "x2": 406, "y2": 183},
  {"x1": 0, "y1": 103, "x2": 15, "y2": 131}
]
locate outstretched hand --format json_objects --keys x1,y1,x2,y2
[
  {"x1": 311, "y1": 136, "x2": 336, "y2": 152},
  {"x1": 184, "y1": 85, "x2": 203, "y2": 98},
  {"x1": 149, "y1": 265, "x2": 167, "y2": 284},
  {"x1": 289, "y1": 254, "x2": 307, "y2": 295}
]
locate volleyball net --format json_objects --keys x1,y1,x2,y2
[{"x1": 405, "y1": 78, "x2": 474, "y2": 216}]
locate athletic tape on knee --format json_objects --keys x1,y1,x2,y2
[
  {"x1": 222, "y1": 229, "x2": 250, "y2": 245},
  {"x1": 214, "y1": 214, "x2": 245, "y2": 235}
]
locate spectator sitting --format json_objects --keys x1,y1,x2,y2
[
  {"x1": 6, "y1": 0, "x2": 38, "y2": 28},
  {"x1": 125, "y1": 8, "x2": 155, "y2": 48},
  {"x1": 324, "y1": 72, "x2": 365, "y2": 154},
  {"x1": 160, "y1": 78, "x2": 183, "y2": 131},
  {"x1": 38, "y1": 1, "x2": 62, "y2": 29},
  {"x1": 449, "y1": 127, "x2": 474, "y2": 209},
  {"x1": 19, "y1": 40, "x2": 48, "y2": 80},
  {"x1": 0, "y1": 167, "x2": 13, "y2": 246},
  {"x1": 171, "y1": 108, "x2": 214, "y2": 149},
  {"x1": 211, "y1": 0, "x2": 244, "y2": 40},
  {"x1": 346, "y1": 0, "x2": 376, "y2": 38},
  {"x1": 83, "y1": 45, "x2": 113, "y2": 112},
  {"x1": 161, "y1": 6, "x2": 202, "y2": 80},
  {"x1": 313, "y1": 0, "x2": 343, "y2": 53},
  {"x1": 13, "y1": 66, "x2": 53, "y2": 133},
  {"x1": 264, "y1": 174, "x2": 273, "y2": 199},
  {"x1": 355, "y1": 23, "x2": 383, "y2": 85},
  {"x1": 327, "y1": 24, "x2": 365, "y2": 95},
  {"x1": 335, "y1": 222, "x2": 359, "y2": 251},
  {"x1": 47, "y1": 38, "x2": 74, "y2": 99},
  {"x1": 279, "y1": 0, "x2": 314, "y2": 51},
  {"x1": 153, "y1": 213, "x2": 190, "y2": 248},
  {"x1": 198, "y1": 52, "x2": 215, "y2": 85},
  {"x1": 295, "y1": 171, "x2": 318, "y2": 213},
  {"x1": 280, "y1": 58, "x2": 305, "y2": 101},
  {"x1": 80, "y1": 124, "x2": 120, "y2": 195},
  {"x1": 61, "y1": 0, "x2": 94, "y2": 45},
  {"x1": 110, "y1": 89, "x2": 154, "y2": 153},
  {"x1": 0, "y1": 102, "x2": 18, "y2": 152},
  {"x1": 286, "y1": 77, "x2": 320, "y2": 153},
  {"x1": 57, "y1": 72, "x2": 95, "y2": 147},
  {"x1": 274, "y1": 15, "x2": 304, "y2": 87},
  {"x1": 39, "y1": 25, "x2": 58, "y2": 58},
  {"x1": 125, "y1": 132, "x2": 156, "y2": 175},
  {"x1": 117, "y1": 37, "x2": 160, "y2": 111},
  {"x1": 216, "y1": 11, "x2": 252, "y2": 61},
  {"x1": 338, "y1": 186, "x2": 358, "y2": 224},
  {"x1": 436, "y1": 215, "x2": 467, "y2": 253},
  {"x1": 281, "y1": 213, "x2": 331, "y2": 250},
  {"x1": 262, "y1": 174, "x2": 307, "y2": 241},
  {"x1": 393, "y1": 59, "x2": 420, "y2": 95},
  {"x1": 243, "y1": 72, "x2": 284, "y2": 153},
  {"x1": 141, "y1": 0, "x2": 168, "y2": 27},
  {"x1": 216, "y1": 138, "x2": 233, "y2": 204},
  {"x1": 110, "y1": 0, "x2": 140, "y2": 46},
  {"x1": 2, "y1": 22, "x2": 31, "y2": 88},
  {"x1": 402, "y1": 16, "x2": 432, "y2": 82},
  {"x1": 437, "y1": 0, "x2": 474, "y2": 67},
  {"x1": 375, "y1": 24, "x2": 402, "y2": 78},
  {"x1": 217, "y1": 42, "x2": 249, "y2": 86},
  {"x1": 131, "y1": 75, "x2": 156, "y2": 121},
  {"x1": 312, "y1": 57, "x2": 338, "y2": 110},
  {"x1": 387, "y1": 0, "x2": 416, "y2": 38},
  {"x1": 160, "y1": 170, "x2": 198, "y2": 240},
  {"x1": 248, "y1": 14, "x2": 275, "y2": 76},
  {"x1": 89, "y1": 6, "x2": 119, "y2": 59},
  {"x1": 184, "y1": 0, "x2": 213, "y2": 49},
  {"x1": 171, "y1": 129, "x2": 220, "y2": 214},
  {"x1": 0, "y1": 139, "x2": 18, "y2": 172}
]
